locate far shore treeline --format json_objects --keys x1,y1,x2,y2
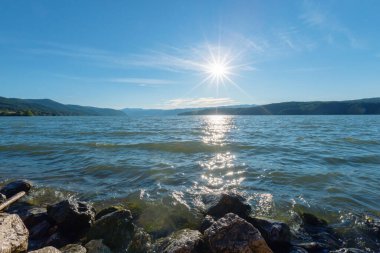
[{"x1": 1, "y1": 96, "x2": 380, "y2": 116}]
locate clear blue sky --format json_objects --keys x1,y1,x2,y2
[{"x1": 1, "y1": 0, "x2": 379, "y2": 109}]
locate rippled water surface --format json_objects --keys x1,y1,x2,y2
[{"x1": 1, "y1": 115, "x2": 379, "y2": 247}]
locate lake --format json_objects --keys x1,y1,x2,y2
[{"x1": 1, "y1": 115, "x2": 379, "y2": 248}]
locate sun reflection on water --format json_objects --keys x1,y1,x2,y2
[{"x1": 201, "y1": 115, "x2": 233, "y2": 146}]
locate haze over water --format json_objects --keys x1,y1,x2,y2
[{"x1": 1, "y1": 115, "x2": 379, "y2": 247}]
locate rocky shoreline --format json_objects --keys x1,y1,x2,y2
[{"x1": 0, "y1": 180, "x2": 378, "y2": 253}]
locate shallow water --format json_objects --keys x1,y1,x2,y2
[{"x1": 1, "y1": 115, "x2": 379, "y2": 247}]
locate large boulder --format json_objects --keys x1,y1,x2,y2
[
  {"x1": 204, "y1": 213, "x2": 273, "y2": 253},
  {"x1": 47, "y1": 199, "x2": 95, "y2": 236},
  {"x1": 29, "y1": 246, "x2": 61, "y2": 253},
  {"x1": 205, "y1": 193, "x2": 252, "y2": 219},
  {"x1": 85, "y1": 240, "x2": 112, "y2": 253},
  {"x1": 60, "y1": 244, "x2": 87, "y2": 253},
  {"x1": 86, "y1": 209, "x2": 134, "y2": 252},
  {"x1": 95, "y1": 205, "x2": 124, "y2": 220},
  {"x1": 127, "y1": 227, "x2": 153, "y2": 253},
  {"x1": 247, "y1": 217, "x2": 291, "y2": 247},
  {"x1": 154, "y1": 229, "x2": 203, "y2": 253},
  {"x1": 0, "y1": 180, "x2": 32, "y2": 198},
  {"x1": 199, "y1": 215, "x2": 215, "y2": 233},
  {"x1": 0, "y1": 213, "x2": 29, "y2": 253}
]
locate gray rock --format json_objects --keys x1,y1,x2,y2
[
  {"x1": 154, "y1": 229, "x2": 203, "y2": 253},
  {"x1": 204, "y1": 213, "x2": 273, "y2": 253},
  {"x1": 47, "y1": 199, "x2": 95, "y2": 236},
  {"x1": 0, "y1": 213, "x2": 29, "y2": 253},
  {"x1": 199, "y1": 215, "x2": 215, "y2": 233},
  {"x1": 330, "y1": 248, "x2": 367, "y2": 253},
  {"x1": 0, "y1": 193, "x2": 6, "y2": 203},
  {"x1": 0, "y1": 180, "x2": 32, "y2": 198},
  {"x1": 44, "y1": 231, "x2": 71, "y2": 249},
  {"x1": 60, "y1": 244, "x2": 87, "y2": 253},
  {"x1": 29, "y1": 246, "x2": 61, "y2": 253},
  {"x1": 206, "y1": 193, "x2": 252, "y2": 219},
  {"x1": 95, "y1": 205, "x2": 124, "y2": 220},
  {"x1": 247, "y1": 217, "x2": 291, "y2": 245},
  {"x1": 300, "y1": 213, "x2": 327, "y2": 227},
  {"x1": 85, "y1": 240, "x2": 112, "y2": 253},
  {"x1": 86, "y1": 209, "x2": 134, "y2": 252},
  {"x1": 17, "y1": 206, "x2": 48, "y2": 229},
  {"x1": 127, "y1": 227, "x2": 153, "y2": 253}
]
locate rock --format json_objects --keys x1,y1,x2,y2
[
  {"x1": 0, "y1": 193, "x2": 6, "y2": 203},
  {"x1": 44, "y1": 231, "x2": 71, "y2": 249},
  {"x1": 29, "y1": 246, "x2": 61, "y2": 253},
  {"x1": 204, "y1": 213, "x2": 273, "y2": 253},
  {"x1": 85, "y1": 240, "x2": 112, "y2": 253},
  {"x1": 247, "y1": 217, "x2": 291, "y2": 246},
  {"x1": 154, "y1": 229, "x2": 203, "y2": 253},
  {"x1": 0, "y1": 213, "x2": 29, "y2": 253},
  {"x1": 300, "y1": 213, "x2": 327, "y2": 227},
  {"x1": 29, "y1": 220, "x2": 53, "y2": 239},
  {"x1": 296, "y1": 242, "x2": 330, "y2": 252},
  {"x1": 60, "y1": 244, "x2": 87, "y2": 253},
  {"x1": 127, "y1": 227, "x2": 153, "y2": 253},
  {"x1": 16, "y1": 206, "x2": 48, "y2": 228},
  {"x1": 0, "y1": 180, "x2": 32, "y2": 198},
  {"x1": 330, "y1": 248, "x2": 367, "y2": 253},
  {"x1": 95, "y1": 205, "x2": 124, "y2": 220},
  {"x1": 199, "y1": 215, "x2": 215, "y2": 233},
  {"x1": 86, "y1": 209, "x2": 134, "y2": 252},
  {"x1": 206, "y1": 193, "x2": 252, "y2": 219},
  {"x1": 47, "y1": 199, "x2": 95, "y2": 236},
  {"x1": 288, "y1": 246, "x2": 308, "y2": 253}
]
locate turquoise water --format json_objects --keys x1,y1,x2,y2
[{"x1": 0, "y1": 115, "x2": 379, "y2": 247}]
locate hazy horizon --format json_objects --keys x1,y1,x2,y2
[{"x1": 1, "y1": 1, "x2": 379, "y2": 109}]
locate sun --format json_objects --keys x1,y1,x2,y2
[
  {"x1": 203, "y1": 56, "x2": 232, "y2": 85},
  {"x1": 207, "y1": 62, "x2": 228, "y2": 79}
]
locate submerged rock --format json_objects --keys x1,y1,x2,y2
[
  {"x1": 154, "y1": 229, "x2": 203, "y2": 253},
  {"x1": 60, "y1": 244, "x2": 87, "y2": 253},
  {"x1": 86, "y1": 209, "x2": 134, "y2": 252},
  {"x1": 204, "y1": 213, "x2": 273, "y2": 253},
  {"x1": 127, "y1": 227, "x2": 153, "y2": 253},
  {"x1": 29, "y1": 246, "x2": 62, "y2": 253},
  {"x1": 205, "y1": 193, "x2": 252, "y2": 219},
  {"x1": 247, "y1": 216, "x2": 291, "y2": 247},
  {"x1": 0, "y1": 179, "x2": 32, "y2": 198},
  {"x1": 85, "y1": 240, "x2": 112, "y2": 253},
  {"x1": 0, "y1": 213, "x2": 29, "y2": 253},
  {"x1": 95, "y1": 205, "x2": 124, "y2": 220},
  {"x1": 300, "y1": 213, "x2": 327, "y2": 227},
  {"x1": 47, "y1": 199, "x2": 95, "y2": 236}
]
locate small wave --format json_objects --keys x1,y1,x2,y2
[
  {"x1": 324, "y1": 155, "x2": 380, "y2": 165},
  {"x1": 340, "y1": 137, "x2": 380, "y2": 145},
  {"x1": 84, "y1": 141, "x2": 252, "y2": 153}
]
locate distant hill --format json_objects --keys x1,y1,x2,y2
[
  {"x1": 0, "y1": 96, "x2": 126, "y2": 116},
  {"x1": 179, "y1": 98, "x2": 380, "y2": 116},
  {"x1": 122, "y1": 104, "x2": 255, "y2": 117}
]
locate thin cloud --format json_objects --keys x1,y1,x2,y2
[{"x1": 163, "y1": 97, "x2": 237, "y2": 109}]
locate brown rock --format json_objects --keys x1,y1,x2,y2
[
  {"x1": 29, "y1": 246, "x2": 61, "y2": 253},
  {"x1": 60, "y1": 244, "x2": 87, "y2": 253},
  {"x1": 204, "y1": 213, "x2": 273, "y2": 253},
  {"x1": 0, "y1": 213, "x2": 29, "y2": 253}
]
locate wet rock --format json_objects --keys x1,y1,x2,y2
[
  {"x1": 60, "y1": 244, "x2": 87, "y2": 253},
  {"x1": 199, "y1": 215, "x2": 215, "y2": 233},
  {"x1": 154, "y1": 229, "x2": 203, "y2": 253},
  {"x1": 204, "y1": 213, "x2": 273, "y2": 253},
  {"x1": 0, "y1": 213, "x2": 29, "y2": 253},
  {"x1": 44, "y1": 231, "x2": 71, "y2": 249},
  {"x1": 300, "y1": 213, "x2": 327, "y2": 227},
  {"x1": 18, "y1": 206, "x2": 48, "y2": 228},
  {"x1": 127, "y1": 227, "x2": 153, "y2": 253},
  {"x1": 86, "y1": 209, "x2": 134, "y2": 252},
  {"x1": 295, "y1": 242, "x2": 330, "y2": 252},
  {"x1": 205, "y1": 193, "x2": 252, "y2": 219},
  {"x1": 29, "y1": 246, "x2": 61, "y2": 253},
  {"x1": 247, "y1": 217, "x2": 291, "y2": 246},
  {"x1": 0, "y1": 179, "x2": 32, "y2": 198},
  {"x1": 365, "y1": 218, "x2": 380, "y2": 239},
  {"x1": 330, "y1": 248, "x2": 367, "y2": 253},
  {"x1": 85, "y1": 240, "x2": 112, "y2": 253},
  {"x1": 47, "y1": 199, "x2": 95, "y2": 236},
  {"x1": 95, "y1": 205, "x2": 124, "y2": 220},
  {"x1": 30, "y1": 220, "x2": 53, "y2": 239}
]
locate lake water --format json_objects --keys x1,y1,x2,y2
[{"x1": 0, "y1": 115, "x2": 379, "y2": 248}]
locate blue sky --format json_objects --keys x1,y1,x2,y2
[{"x1": 0, "y1": 0, "x2": 379, "y2": 109}]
